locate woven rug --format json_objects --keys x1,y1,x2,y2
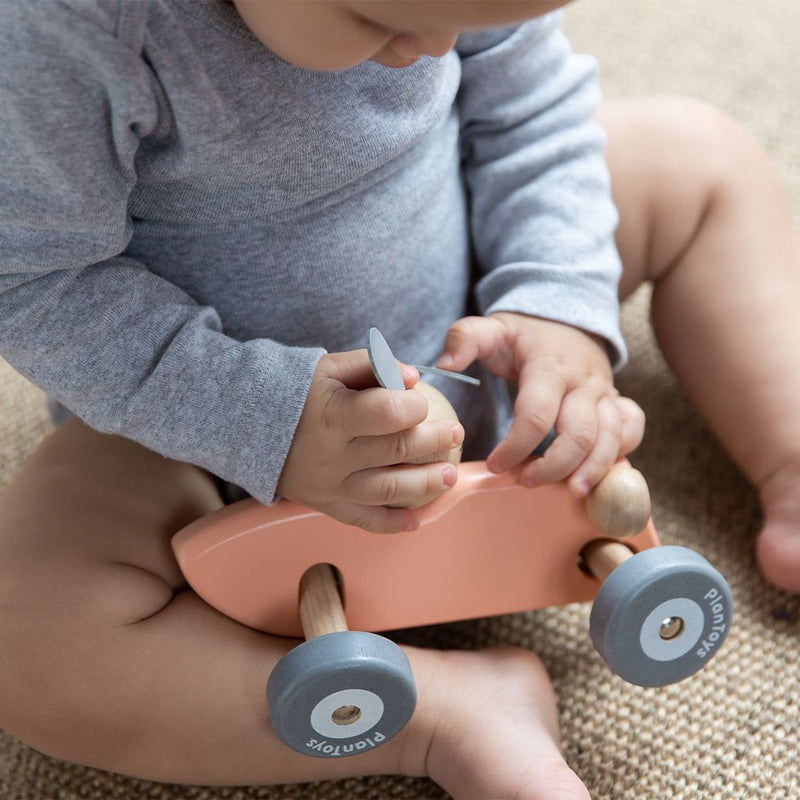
[{"x1": 2, "y1": 1, "x2": 799, "y2": 797}]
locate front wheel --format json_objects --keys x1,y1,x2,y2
[
  {"x1": 266, "y1": 631, "x2": 417, "y2": 757},
  {"x1": 589, "y1": 546, "x2": 733, "y2": 686}
]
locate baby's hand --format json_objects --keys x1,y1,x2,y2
[
  {"x1": 276, "y1": 350, "x2": 464, "y2": 533},
  {"x1": 437, "y1": 312, "x2": 645, "y2": 497}
]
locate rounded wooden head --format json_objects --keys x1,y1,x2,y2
[{"x1": 585, "y1": 464, "x2": 651, "y2": 537}]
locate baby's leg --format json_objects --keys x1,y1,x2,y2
[
  {"x1": 0, "y1": 419, "x2": 587, "y2": 799},
  {"x1": 599, "y1": 97, "x2": 800, "y2": 591}
]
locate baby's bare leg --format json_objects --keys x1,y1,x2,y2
[
  {"x1": 0, "y1": 419, "x2": 586, "y2": 798},
  {"x1": 600, "y1": 96, "x2": 800, "y2": 591}
]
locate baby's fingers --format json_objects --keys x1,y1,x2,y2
[
  {"x1": 517, "y1": 387, "x2": 605, "y2": 487},
  {"x1": 353, "y1": 418, "x2": 464, "y2": 469},
  {"x1": 565, "y1": 396, "x2": 625, "y2": 497},
  {"x1": 326, "y1": 501, "x2": 420, "y2": 534},
  {"x1": 342, "y1": 462, "x2": 458, "y2": 508},
  {"x1": 339, "y1": 385, "x2": 428, "y2": 437},
  {"x1": 487, "y1": 369, "x2": 563, "y2": 473}
]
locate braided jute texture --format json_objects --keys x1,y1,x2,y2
[{"x1": 2, "y1": 0, "x2": 799, "y2": 797}]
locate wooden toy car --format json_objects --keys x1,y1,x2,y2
[
  {"x1": 171, "y1": 329, "x2": 733, "y2": 758},
  {"x1": 172, "y1": 459, "x2": 732, "y2": 758}
]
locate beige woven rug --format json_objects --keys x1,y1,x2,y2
[{"x1": 2, "y1": 1, "x2": 799, "y2": 797}]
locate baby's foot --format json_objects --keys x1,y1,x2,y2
[
  {"x1": 757, "y1": 462, "x2": 800, "y2": 592},
  {"x1": 401, "y1": 646, "x2": 589, "y2": 800}
]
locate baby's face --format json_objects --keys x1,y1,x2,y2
[{"x1": 233, "y1": 0, "x2": 571, "y2": 71}]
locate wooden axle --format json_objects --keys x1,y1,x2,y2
[
  {"x1": 299, "y1": 563, "x2": 348, "y2": 640},
  {"x1": 580, "y1": 539, "x2": 635, "y2": 583}
]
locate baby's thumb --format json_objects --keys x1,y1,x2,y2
[{"x1": 321, "y1": 349, "x2": 417, "y2": 391}]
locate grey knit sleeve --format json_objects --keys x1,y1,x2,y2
[{"x1": 457, "y1": 13, "x2": 627, "y2": 369}]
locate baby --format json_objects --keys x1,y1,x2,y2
[{"x1": 2, "y1": 1, "x2": 800, "y2": 798}]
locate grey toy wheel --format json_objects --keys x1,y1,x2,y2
[
  {"x1": 589, "y1": 545, "x2": 733, "y2": 687},
  {"x1": 266, "y1": 631, "x2": 416, "y2": 757}
]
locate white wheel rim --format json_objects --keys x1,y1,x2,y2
[
  {"x1": 310, "y1": 688, "x2": 385, "y2": 739},
  {"x1": 639, "y1": 597, "x2": 705, "y2": 661}
]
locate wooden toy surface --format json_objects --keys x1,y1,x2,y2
[{"x1": 172, "y1": 460, "x2": 660, "y2": 638}]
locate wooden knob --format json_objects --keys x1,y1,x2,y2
[{"x1": 585, "y1": 464, "x2": 651, "y2": 537}]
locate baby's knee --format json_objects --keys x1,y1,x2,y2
[
  {"x1": 605, "y1": 95, "x2": 774, "y2": 191},
  {"x1": 646, "y1": 96, "x2": 777, "y2": 198},
  {"x1": 604, "y1": 94, "x2": 784, "y2": 281}
]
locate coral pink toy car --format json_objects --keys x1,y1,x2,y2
[{"x1": 171, "y1": 331, "x2": 733, "y2": 758}]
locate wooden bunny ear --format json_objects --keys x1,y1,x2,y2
[
  {"x1": 367, "y1": 327, "x2": 405, "y2": 391},
  {"x1": 368, "y1": 326, "x2": 481, "y2": 388}
]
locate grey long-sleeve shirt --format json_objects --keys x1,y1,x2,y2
[{"x1": 0, "y1": 0, "x2": 625, "y2": 503}]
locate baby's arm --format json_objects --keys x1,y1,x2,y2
[
  {"x1": 1, "y1": 5, "x2": 463, "y2": 524},
  {"x1": 457, "y1": 15, "x2": 625, "y2": 372},
  {"x1": 455, "y1": 15, "x2": 640, "y2": 489},
  {"x1": 1, "y1": 5, "x2": 394, "y2": 516}
]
